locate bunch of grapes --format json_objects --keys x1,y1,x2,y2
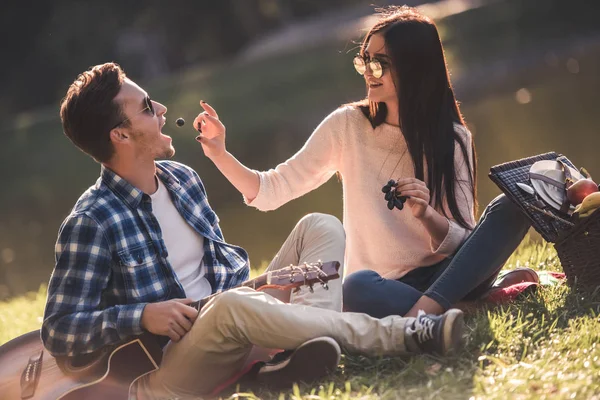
[{"x1": 381, "y1": 179, "x2": 409, "y2": 210}]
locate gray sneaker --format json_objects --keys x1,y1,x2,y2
[
  {"x1": 256, "y1": 337, "x2": 341, "y2": 389},
  {"x1": 405, "y1": 309, "x2": 465, "y2": 356}
]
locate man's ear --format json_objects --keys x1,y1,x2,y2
[{"x1": 110, "y1": 128, "x2": 129, "y2": 143}]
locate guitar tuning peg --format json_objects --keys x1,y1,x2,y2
[{"x1": 321, "y1": 282, "x2": 329, "y2": 290}]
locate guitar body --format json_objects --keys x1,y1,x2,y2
[
  {"x1": 0, "y1": 330, "x2": 161, "y2": 400},
  {"x1": 0, "y1": 260, "x2": 340, "y2": 399}
]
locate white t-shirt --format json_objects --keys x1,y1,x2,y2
[{"x1": 150, "y1": 178, "x2": 212, "y2": 300}]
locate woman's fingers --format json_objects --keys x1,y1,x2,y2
[
  {"x1": 395, "y1": 180, "x2": 429, "y2": 205},
  {"x1": 202, "y1": 114, "x2": 222, "y2": 128},
  {"x1": 397, "y1": 189, "x2": 428, "y2": 201},
  {"x1": 194, "y1": 113, "x2": 225, "y2": 140},
  {"x1": 390, "y1": 179, "x2": 430, "y2": 217},
  {"x1": 200, "y1": 101, "x2": 219, "y2": 119},
  {"x1": 193, "y1": 114, "x2": 205, "y2": 132},
  {"x1": 193, "y1": 113, "x2": 221, "y2": 128},
  {"x1": 405, "y1": 195, "x2": 428, "y2": 205},
  {"x1": 396, "y1": 181, "x2": 429, "y2": 192},
  {"x1": 395, "y1": 178, "x2": 425, "y2": 186}
]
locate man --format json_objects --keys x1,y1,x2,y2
[{"x1": 42, "y1": 63, "x2": 465, "y2": 399}]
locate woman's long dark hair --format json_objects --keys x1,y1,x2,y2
[{"x1": 354, "y1": 6, "x2": 477, "y2": 229}]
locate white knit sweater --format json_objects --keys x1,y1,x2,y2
[{"x1": 246, "y1": 106, "x2": 476, "y2": 280}]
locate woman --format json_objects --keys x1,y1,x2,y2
[{"x1": 194, "y1": 6, "x2": 532, "y2": 318}]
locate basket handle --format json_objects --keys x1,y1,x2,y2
[
  {"x1": 524, "y1": 203, "x2": 574, "y2": 227},
  {"x1": 556, "y1": 159, "x2": 574, "y2": 214}
]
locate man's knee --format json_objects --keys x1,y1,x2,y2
[
  {"x1": 298, "y1": 213, "x2": 345, "y2": 241},
  {"x1": 205, "y1": 287, "x2": 254, "y2": 316}
]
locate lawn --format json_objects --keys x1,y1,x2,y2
[{"x1": 2, "y1": 238, "x2": 599, "y2": 399}]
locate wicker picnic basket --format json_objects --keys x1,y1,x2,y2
[
  {"x1": 554, "y1": 208, "x2": 600, "y2": 290},
  {"x1": 489, "y1": 152, "x2": 600, "y2": 291}
]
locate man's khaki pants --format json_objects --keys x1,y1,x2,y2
[{"x1": 138, "y1": 213, "x2": 410, "y2": 399}]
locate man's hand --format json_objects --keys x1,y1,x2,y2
[
  {"x1": 194, "y1": 100, "x2": 227, "y2": 159},
  {"x1": 141, "y1": 298, "x2": 198, "y2": 342}
]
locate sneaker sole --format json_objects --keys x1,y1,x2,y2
[
  {"x1": 257, "y1": 337, "x2": 341, "y2": 389},
  {"x1": 441, "y1": 309, "x2": 465, "y2": 355},
  {"x1": 496, "y1": 267, "x2": 540, "y2": 287}
]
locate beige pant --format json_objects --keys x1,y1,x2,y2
[
  {"x1": 264, "y1": 213, "x2": 345, "y2": 312},
  {"x1": 138, "y1": 214, "x2": 411, "y2": 399}
]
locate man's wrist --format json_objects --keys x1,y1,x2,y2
[{"x1": 139, "y1": 303, "x2": 151, "y2": 330}]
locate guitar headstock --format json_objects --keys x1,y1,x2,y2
[
  {"x1": 192, "y1": 261, "x2": 341, "y2": 312},
  {"x1": 264, "y1": 261, "x2": 340, "y2": 292}
]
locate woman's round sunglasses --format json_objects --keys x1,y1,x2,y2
[
  {"x1": 353, "y1": 54, "x2": 386, "y2": 79},
  {"x1": 111, "y1": 96, "x2": 155, "y2": 130}
]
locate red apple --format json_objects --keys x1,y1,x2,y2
[{"x1": 567, "y1": 178, "x2": 598, "y2": 206}]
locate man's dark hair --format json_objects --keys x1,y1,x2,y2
[{"x1": 60, "y1": 63, "x2": 127, "y2": 163}]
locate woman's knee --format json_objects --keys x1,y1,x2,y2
[
  {"x1": 478, "y1": 194, "x2": 531, "y2": 241},
  {"x1": 342, "y1": 270, "x2": 382, "y2": 311},
  {"x1": 485, "y1": 194, "x2": 529, "y2": 223}
]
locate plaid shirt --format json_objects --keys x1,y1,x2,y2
[{"x1": 41, "y1": 161, "x2": 250, "y2": 356}]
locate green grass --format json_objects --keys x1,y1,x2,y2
[{"x1": 2, "y1": 238, "x2": 599, "y2": 399}]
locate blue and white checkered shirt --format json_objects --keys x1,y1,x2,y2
[{"x1": 41, "y1": 161, "x2": 250, "y2": 356}]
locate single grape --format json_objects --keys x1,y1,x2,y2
[
  {"x1": 382, "y1": 185, "x2": 391, "y2": 193},
  {"x1": 394, "y1": 198, "x2": 403, "y2": 210},
  {"x1": 387, "y1": 200, "x2": 394, "y2": 210},
  {"x1": 385, "y1": 192, "x2": 393, "y2": 201},
  {"x1": 388, "y1": 180, "x2": 395, "y2": 186}
]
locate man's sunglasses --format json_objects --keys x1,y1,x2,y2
[
  {"x1": 111, "y1": 96, "x2": 155, "y2": 130},
  {"x1": 353, "y1": 54, "x2": 387, "y2": 79}
]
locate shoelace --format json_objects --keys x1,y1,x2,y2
[{"x1": 407, "y1": 310, "x2": 435, "y2": 343}]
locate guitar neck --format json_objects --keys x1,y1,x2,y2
[
  {"x1": 190, "y1": 275, "x2": 268, "y2": 312},
  {"x1": 188, "y1": 261, "x2": 339, "y2": 312}
]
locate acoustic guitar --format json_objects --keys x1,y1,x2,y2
[{"x1": 0, "y1": 261, "x2": 340, "y2": 400}]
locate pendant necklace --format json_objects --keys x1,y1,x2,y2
[{"x1": 377, "y1": 127, "x2": 410, "y2": 211}]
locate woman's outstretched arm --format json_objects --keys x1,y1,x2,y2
[
  {"x1": 193, "y1": 101, "x2": 260, "y2": 201},
  {"x1": 195, "y1": 101, "x2": 344, "y2": 210}
]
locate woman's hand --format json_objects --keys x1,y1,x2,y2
[
  {"x1": 396, "y1": 178, "x2": 431, "y2": 219},
  {"x1": 194, "y1": 101, "x2": 227, "y2": 159}
]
